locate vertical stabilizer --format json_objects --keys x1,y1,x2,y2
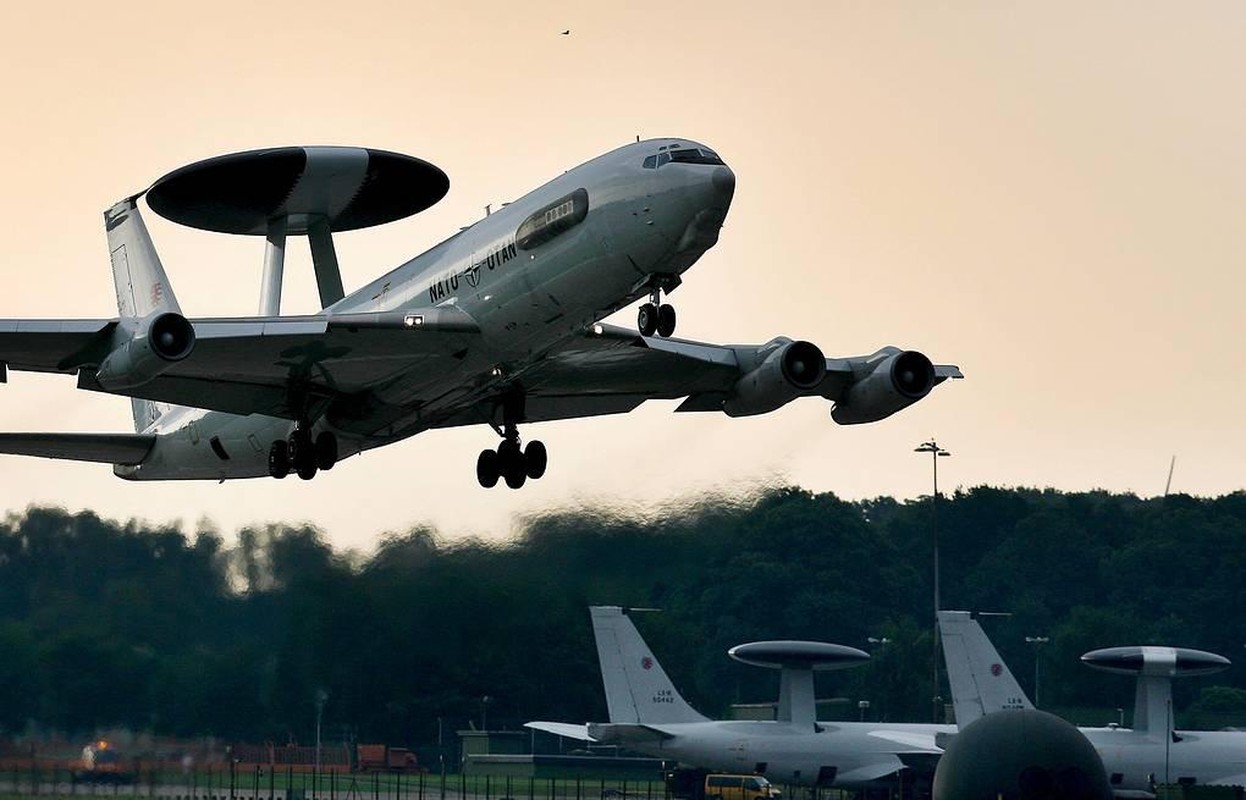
[
  {"x1": 589, "y1": 607, "x2": 708, "y2": 725},
  {"x1": 103, "y1": 197, "x2": 181, "y2": 432},
  {"x1": 938, "y1": 611, "x2": 1032, "y2": 727}
]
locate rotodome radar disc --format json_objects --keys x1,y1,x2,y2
[
  {"x1": 728, "y1": 641, "x2": 870, "y2": 670},
  {"x1": 146, "y1": 146, "x2": 449, "y2": 235}
]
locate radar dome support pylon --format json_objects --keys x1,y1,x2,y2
[{"x1": 145, "y1": 146, "x2": 450, "y2": 315}]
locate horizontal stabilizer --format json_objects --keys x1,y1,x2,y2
[
  {"x1": 0, "y1": 433, "x2": 155, "y2": 465},
  {"x1": 523, "y1": 722, "x2": 596, "y2": 742},
  {"x1": 587, "y1": 722, "x2": 675, "y2": 744}
]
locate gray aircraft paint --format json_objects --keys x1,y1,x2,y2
[
  {"x1": 0, "y1": 139, "x2": 960, "y2": 482},
  {"x1": 529, "y1": 607, "x2": 956, "y2": 789},
  {"x1": 939, "y1": 610, "x2": 1246, "y2": 792}
]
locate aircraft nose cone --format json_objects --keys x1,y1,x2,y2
[{"x1": 712, "y1": 166, "x2": 736, "y2": 197}]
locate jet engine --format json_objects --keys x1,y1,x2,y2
[
  {"x1": 95, "y1": 312, "x2": 196, "y2": 391},
  {"x1": 723, "y1": 338, "x2": 826, "y2": 417},
  {"x1": 830, "y1": 348, "x2": 934, "y2": 424}
]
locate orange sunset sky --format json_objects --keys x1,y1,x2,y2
[{"x1": 0, "y1": 2, "x2": 1242, "y2": 548}]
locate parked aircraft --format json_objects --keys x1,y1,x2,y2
[
  {"x1": 939, "y1": 610, "x2": 1246, "y2": 793},
  {"x1": 0, "y1": 140, "x2": 960, "y2": 486},
  {"x1": 526, "y1": 606, "x2": 956, "y2": 790}
]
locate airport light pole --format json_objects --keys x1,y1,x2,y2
[
  {"x1": 1026, "y1": 636, "x2": 1049, "y2": 708},
  {"x1": 915, "y1": 439, "x2": 951, "y2": 722},
  {"x1": 314, "y1": 689, "x2": 328, "y2": 778}
]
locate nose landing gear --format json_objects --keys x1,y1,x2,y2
[
  {"x1": 476, "y1": 424, "x2": 548, "y2": 489},
  {"x1": 638, "y1": 285, "x2": 677, "y2": 338}
]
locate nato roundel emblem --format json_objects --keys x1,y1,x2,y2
[
  {"x1": 990, "y1": 663, "x2": 1003, "y2": 676},
  {"x1": 642, "y1": 657, "x2": 654, "y2": 670}
]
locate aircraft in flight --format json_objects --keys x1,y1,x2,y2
[
  {"x1": 939, "y1": 610, "x2": 1246, "y2": 793},
  {"x1": 0, "y1": 140, "x2": 960, "y2": 487},
  {"x1": 527, "y1": 606, "x2": 956, "y2": 790}
]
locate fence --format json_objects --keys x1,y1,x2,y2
[{"x1": 0, "y1": 765, "x2": 689, "y2": 800}]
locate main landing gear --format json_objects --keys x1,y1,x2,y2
[
  {"x1": 637, "y1": 285, "x2": 677, "y2": 338},
  {"x1": 476, "y1": 424, "x2": 548, "y2": 489},
  {"x1": 268, "y1": 425, "x2": 338, "y2": 480}
]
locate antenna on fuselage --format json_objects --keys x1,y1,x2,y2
[{"x1": 145, "y1": 147, "x2": 449, "y2": 315}]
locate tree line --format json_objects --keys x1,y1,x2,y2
[{"x1": 2, "y1": 486, "x2": 1245, "y2": 744}]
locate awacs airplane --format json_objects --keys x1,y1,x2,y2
[
  {"x1": 526, "y1": 606, "x2": 956, "y2": 790},
  {"x1": 0, "y1": 140, "x2": 960, "y2": 486},
  {"x1": 939, "y1": 610, "x2": 1246, "y2": 794}
]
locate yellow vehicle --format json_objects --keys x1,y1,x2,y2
[{"x1": 703, "y1": 774, "x2": 780, "y2": 800}]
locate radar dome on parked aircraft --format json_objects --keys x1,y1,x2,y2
[
  {"x1": 728, "y1": 641, "x2": 870, "y2": 670},
  {"x1": 1081, "y1": 646, "x2": 1230, "y2": 677}
]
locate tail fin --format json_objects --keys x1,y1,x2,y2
[
  {"x1": 590, "y1": 607, "x2": 708, "y2": 725},
  {"x1": 938, "y1": 611, "x2": 1033, "y2": 727},
  {"x1": 104, "y1": 197, "x2": 180, "y2": 432}
]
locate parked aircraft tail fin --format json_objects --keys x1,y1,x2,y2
[
  {"x1": 590, "y1": 606, "x2": 708, "y2": 725},
  {"x1": 938, "y1": 610, "x2": 1033, "y2": 727},
  {"x1": 103, "y1": 197, "x2": 181, "y2": 432}
]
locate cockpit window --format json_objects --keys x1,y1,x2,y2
[
  {"x1": 645, "y1": 148, "x2": 722, "y2": 169},
  {"x1": 668, "y1": 148, "x2": 725, "y2": 166}
]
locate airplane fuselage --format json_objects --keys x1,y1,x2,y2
[
  {"x1": 120, "y1": 139, "x2": 734, "y2": 480},
  {"x1": 597, "y1": 720, "x2": 955, "y2": 789},
  {"x1": 1081, "y1": 726, "x2": 1246, "y2": 792}
]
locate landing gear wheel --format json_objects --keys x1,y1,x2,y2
[
  {"x1": 498, "y1": 438, "x2": 527, "y2": 489},
  {"x1": 315, "y1": 431, "x2": 338, "y2": 471},
  {"x1": 503, "y1": 465, "x2": 527, "y2": 489},
  {"x1": 524, "y1": 440, "x2": 548, "y2": 480},
  {"x1": 268, "y1": 440, "x2": 290, "y2": 479},
  {"x1": 289, "y1": 429, "x2": 317, "y2": 480},
  {"x1": 295, "y1": 458, "x2": 318, "y2": 481},
  {"x1": 638, "y1": 303, "x2": 658, "y2": 337},
  {"x1": 656, "y1": 303, "x2": 677, "y2": 337},
  {"x1": 476, "y1": 449, "x2": 500, "y2": 488}
]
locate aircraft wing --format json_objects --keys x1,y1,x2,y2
[
  {"x1": 0, "y1": 309, "x2": 480, "y2": 418},
  {"x1": 523, "y1": 722, "x2": 596, "y2": 742},
  {"x1": 866, "y1": 729, "x2": 943, "y2": 753},
  {"x1": 432, "y1": 323, "x2": 962, "y2": 427},
  {"x1": 834, "y1": 757, "x2": 909, "y2": 784},
  {"x1": 0, "y1": 316, "x2": 959, "y2": 428}
]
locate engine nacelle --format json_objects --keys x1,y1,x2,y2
[
  {"x1": 831, "y1": 348, "x2": 934, "y2": 424},
  {"x1": 723, "y1": 339, "x2": 826, "y2": 417},
  {"x1": 96, "y1": 312, "x2": 196, "y2": 391}
]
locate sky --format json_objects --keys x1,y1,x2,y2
[{"x1": 0, "y1": 1, "x2": 1242, "y2": 550}]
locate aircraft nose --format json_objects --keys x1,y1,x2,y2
[{"x1": 712, "y1": 165, "x2": 735, "y2": 197}]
